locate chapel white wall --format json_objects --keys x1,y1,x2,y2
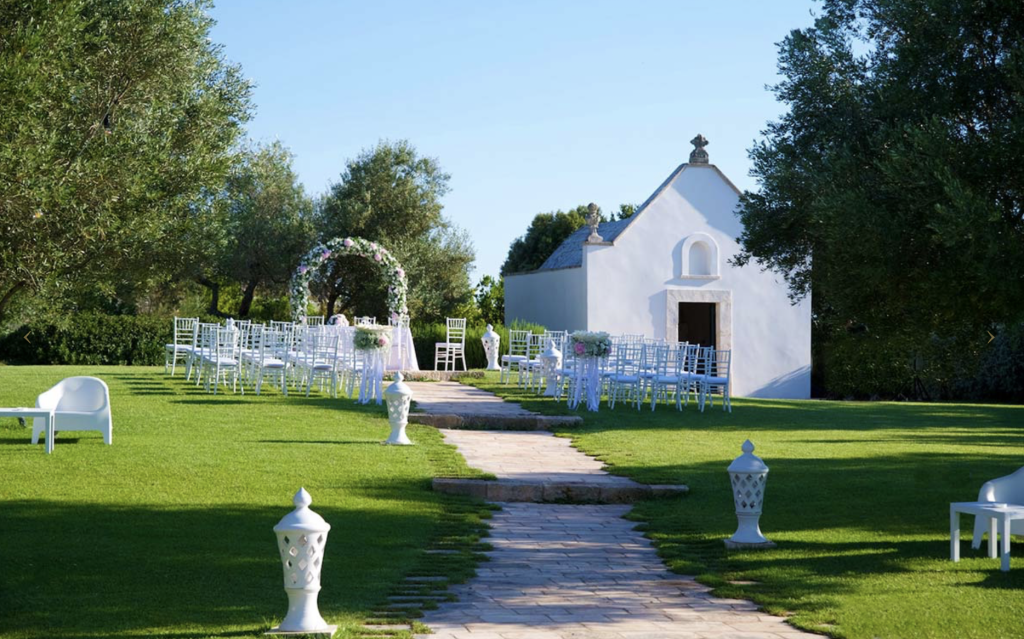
[
  {"x1": 584, "y1": 165, "x2": 811, "y2": 399},
  {"x1": 504, "y1": 267, "x2": 587, "y2": 331}
]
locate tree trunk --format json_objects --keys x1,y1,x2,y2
[
  {"x1": 326, "y1": 292, "x2": 338, "y2": 318},
  {"x1": 238, "y1": 280, "x2": 259, "y2": 318},
  {"x1": 0, "y1": 281, "x2": 26, "y2": 321},
  {"x1": 196, "y1": 276, "x2": 226, "y2": 317}
]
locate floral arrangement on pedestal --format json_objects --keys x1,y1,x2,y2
[
  {"x1": 328, "y1": 313, "x2": 349, "y2": 326},
  {"x1": 570, "y1": 331, "x2": 612, "y2": 358},
  {"x1": 290, "y1": 237, "x2": 409, "y2": 322},
  {"x1": 354, "y1": 326, "x2": 392, "y2": 351}
]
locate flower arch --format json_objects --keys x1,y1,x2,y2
[{"x1": 290, "y1": 237, "x2": 408, "y2": 322}]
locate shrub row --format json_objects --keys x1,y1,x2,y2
[
  {"x1": 0, "y1": 314, "x2": 548, "y2": 370},
  {"x1": 0, "y1": 314, "x2": 173, "y2": 366}
]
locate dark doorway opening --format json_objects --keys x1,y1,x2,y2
[{"x1": 678, "y1": 302, "x2": 716, "y2": 347}]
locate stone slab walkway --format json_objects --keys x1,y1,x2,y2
[
  {"x1": 407, "y1": 381, "x2": 582, "y2": 429},
  {"x1": 440, "y1": 430, "x2": 632, "y2": 486},
  {"x1": 415, "y1": 381, "x2": 811, "y2": 639},
  {"x1": 432, "y1": 429, "x2": 686, "y2": 503},
  {"x1": 409, "y1": 382, "x2": 538, "y2": 417},
  {"x1": 417, "y1": 503, "x2": 815, "y2": 639}
]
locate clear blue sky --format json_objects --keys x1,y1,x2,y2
[{"x1": 209, "y1": 0, "x2": 818, "y2": 280}]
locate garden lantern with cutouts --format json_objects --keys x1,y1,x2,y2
[
  {"x1": 481, "y1": 324, "x2": 501, "y2": 371},
  {"x1": 540, "y1": 339, "x2": 562, "y2": 397},
  {"x1": 725, "y1": 440, "x2": 775, "y2": 548},
  {"x1": 383, "y1": 372, "x2": 413, "y2": 445},
  {"x1": 269, "y1": 488, "x2": 336, "y2": 636}
]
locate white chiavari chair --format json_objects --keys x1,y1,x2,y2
[
  {"x1": 700, "y1": 349, "x2": 732, "y2": 412},
  {"x1": 501, "y1": 330, "x2": 530, "y2": 384},
  {"x1": 250, "y1": 328, "x2": 288, "y2": 396},
  {"x1": 434, "y1": 317, "x2": 467, "y2": 371},
  {"x1": 201, "y1": 327, "x2": 240, "y2": 395},
  {"x1": 608, "y1": 342, "x2": 643, "y2": 410},
  {"x1": 649, "y1": 342, "x2": 685, "y2": 411},
  {"x1": 681, "y1": 344, "x2": 710, "y2": 409},
  {"x1": 165, "y1": 317, "x2": 198, "y2": 376}
]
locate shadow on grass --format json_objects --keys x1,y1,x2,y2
[
  {"x1": 256, "y1": 439, "x2": 383, "y2": 446},
  {"x1": 617, "y1": 449, "x2": 1024, "y2": 632},
  {"x1": 464, "y1": 376, "x2": 1024, "y2": 435},
  {"x1": 0, "y1": 482, "x2": 450, "y2": 639}
]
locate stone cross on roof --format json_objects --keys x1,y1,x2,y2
[{"x1": 689, "y1": 134, "x2": 709, "y2": 164}]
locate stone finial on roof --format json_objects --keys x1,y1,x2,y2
[
  {"x1": 689, "y1": 134, "x2": 709, "y2": 164},
  {"x1": 585, "y1": 202, "x2": 603, "y2": 243}
]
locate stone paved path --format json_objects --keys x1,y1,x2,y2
[
  {"x1": 414, "y1": 382, "x2": 813, "y2": 639},
  {"x1": 418, "y1": 503, "x2": 814, "y2": 639},
  {"x1": 409, "y1": 381, "x2": 538, "y2": 417},
  {"x1": 439, "y1": 430, "x2": 638, "y2": 487}
]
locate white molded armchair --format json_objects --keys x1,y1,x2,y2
[
  {"x1": 32, "y1": 377, "x2": 112, "y2": 445},
  {"x1": 972, "y1": 466, "x2": 1024, "y2": 549}
]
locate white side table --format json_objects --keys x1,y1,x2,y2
[
  {"x1": 950, "y1": 501, "x2": 1024, "y2": 572},
  {"x1": 0, "y1": 407, "x2": 56, "y2": 454}
]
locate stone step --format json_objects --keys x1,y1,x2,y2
[
  {"x1": 363, "y1": 624, "x2": 410, "y2": 631},
  {"x1": 386, "y1": 602, "x2": 426, "y2": 609},
  {"x1": 401, "y1": 371, "x2": 484, "y2": 382},
  {"x1": 433, "y1": 477, "x2": 688, "y2": 503},
  {"x1": 409, "y1": 413, "x2": 581, "y2": 430}
]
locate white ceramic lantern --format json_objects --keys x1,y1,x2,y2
[
  {"x1": 539, "y1": 340, "x2": 562, "y2": 397},
  {"x1": 726, "y1": 440, "x2": 774, "y2": 547},
  {"x1": 481, "y1": 324, "x2": 501, "y2": 371},
  {"x1": 269, "y1": 488, "x2": 336, "y2": 636},
  {"x1": 383, "y1": 372, "x2": 413, "y2": 445}
]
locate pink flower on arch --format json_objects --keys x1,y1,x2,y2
[
  {"x1": 298, "y1": 265, "x2": 308, "y2": 275},
  {"x1": 574, "y1": 342, "x2": 585, "y2": 355},
  {"x1": 374, "y1": 253, "x2": 382, "y2": 262},
  {"x1": 396, "y1": 268, "x2": 404, "y2": 278},
  {"x1": 343, "y1": 238, "x2": 353, "y2": 248},
  {"x1": 321, "y1": 249, "x2": 331, "y2": 259},
  {"x1": 377, "y1": 337, "x2": 387, "y2": 347}
]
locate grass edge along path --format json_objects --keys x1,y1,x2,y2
[{"x1": 461, "y1": 372, "x2": 1024, "y2": 639}]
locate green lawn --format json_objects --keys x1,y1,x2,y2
[
  {"x1": 466, "y1": 373, "x2": 1024, "y2": 639},
  {"x1": 0, "y1": 366, "x2": 488, "y2": 639}
]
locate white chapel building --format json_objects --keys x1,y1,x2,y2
[{"x1": 504, "y1": 136, "x2": 811, "y2": 399}]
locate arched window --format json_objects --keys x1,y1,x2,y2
[
  {"x1": 689, "y1": 241, "x2": 711, "y2": 275},
  {"x1": 680, "y1": 233, "x2": 720, "y2": 279}
]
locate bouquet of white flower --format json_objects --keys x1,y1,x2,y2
[
  {"x1": 570, "y1": 331, "x2": 612, "y2": 358},
  {"x1": 354, "y1": 326, "x2": 391, "y2": 351}
]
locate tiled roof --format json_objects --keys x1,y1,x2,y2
[{"x1": 536, "y1": 218, "x2": 632, "y2": 271}]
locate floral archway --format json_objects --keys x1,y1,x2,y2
[{"x1": 290, "y1": 237, "x2": 408, "y2": 322}]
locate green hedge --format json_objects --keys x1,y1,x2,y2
[
  {"x1": 0, "y1": 315, "x2": 549, "y2": 370},
  {"x1": 0, "y1": 314, "x2": 173, "y2": 365},
  {"x1": 411, "y1": 321, "x2": 546, "y2": 370}
]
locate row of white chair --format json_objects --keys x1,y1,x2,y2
[
  {"x1": 165, "y1": 318, "x2": 378, "y2": 397},
  {"x1": 500, "y1": 331, "x2": 732, "y2": 412}
]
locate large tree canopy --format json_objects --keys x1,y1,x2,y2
[
  {"x1": 735, "y1": 0, "x2": 1024, "y2": 397},
  {"x1": 0, "y1": 0, "x2": 252, "y2": 322},
  {"x1": 315, "y1": 140, "x2": 475, "y2": 322},
  {"x1": 502, "y1": 205, "x2": 601, "y2": 275},
  {"x1": 501, "y1": 203, "x2": 637, "y2": 275},
  {"x1": 192, "y1": 141, "x2": 315, "y2": 317}
]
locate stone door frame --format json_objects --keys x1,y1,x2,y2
[{"x1": 665, "y1": 289, "x2": 733, "y2": 354}]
